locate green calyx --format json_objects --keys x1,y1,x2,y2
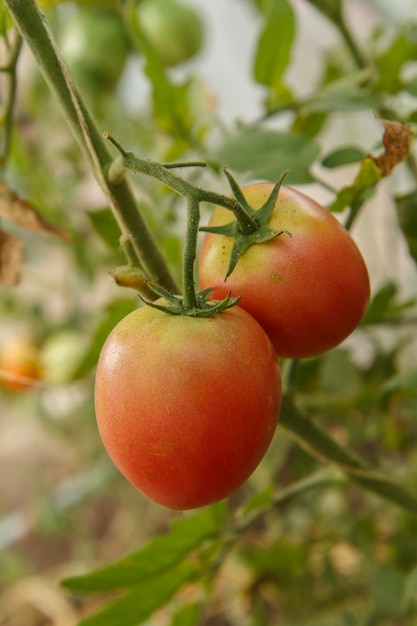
[
  {"x1": 200, "y1": 169, "x2": 291, "y2": 279},
  {"x1": 142, "y1": 282, "x2": 241, "y2": 318}
]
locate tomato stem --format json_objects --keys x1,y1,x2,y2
[
  {"x1": 182, "y1": 196, "x2": 200, "y2": 311},
  {"x1": 105, "y1": 136, "x2": 259, "y2": 234}
]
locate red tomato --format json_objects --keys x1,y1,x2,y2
[
  {"x1": 199, "y1": 183, "x2": 370, "y2": 359},
  {"x1": 95, "y1": 302, "x2": 281, "y2": 510},
  {"x1": 0, "y1": 335, "x2": 42, "y2": 392}
]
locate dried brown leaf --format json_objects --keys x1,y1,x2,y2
[
  {"x1": 370, "y1": 119, "x2": 415, "y2": 177},
  {"x1": 0, "y1": 229, "x2": 24, "y2": 286},
  {"x1": 0, "y1": 180, "x2": 69, "y2": 239}
]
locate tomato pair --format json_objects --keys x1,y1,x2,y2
[{"x1": 95, "y1": 182, "x2": 369, "y2": 510}]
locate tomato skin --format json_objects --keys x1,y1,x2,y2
[
  {"x1": 199, "y1": 183, "x2": 370, "y2": 359},
  {"x1": 94, "y1": 303, "x2": 281, "y2": 510}
]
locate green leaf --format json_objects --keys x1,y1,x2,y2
[
  {"x1": 77, "y1": 562, "x2": 197, "y2": 626},
  {"x1": 170, "y1": 602, "x2": 203, "y2": 626},
  {"x1": 321, "y1": 147, "x2": 367, "y2": 168},
  {"x1": 242, "y1": 486, "x2": 274, "y2": 515},
  {"x1": 303, "y1": 74, "x2": 376, "y2": 114},
  {"x1": 63, "y1": 503, "x2": 227, "y2": 592},
  {"x1": 253, "y1": 0, "x2": 295, "y2": 88},
  {"x1": 329, "y1": 157, "x2": 381, "y2": 212},
  {"x1": 370, "y1": 565, "x2": 406, "y2": 618},
  {"x1": 382, "y1": 369, "x2": 417, "y2": 396},
  {"x1": 361, "y1": 281, "x2": 416, "y2": 325},
  {"x1": 126, "y1": 12, "x2": 194, "y2": 137},
  {"x1": 361, "y1": 282, "x2": 397, "y2": 325},
  {"x1": 87, "y1": 207, "x2": 122, "y2": 250},
  {"x1": 291, "y1": 110, "x2": 328, "y2": 139},
  {"x1": 405, "y1": 75, "x2": 417, "y2": 98},
  {"x1": 402, "y1": 565, "x2": 417, "y2": 610},
  {"x1": 214, "y1": 129, "x2": 320, "y2": 184},
  {"x1": 280, "y1": 394, "x2": 417, "y2": 516},
  {"x1": 374, "y1": 24, "x2": 417, "y2": 94},
  {"x1": 304, "y1": 0, "x2": 342, "y2": 24},
  {"x1": 396, "y1": 190, "x2": 417, "y2": 265}
]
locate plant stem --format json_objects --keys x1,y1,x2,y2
[
  {"x1": 0, "y1": 31, "x2": 22, "y2": 167},
  {"x1": 112, "y1": 146, "x2": 259, "y2": 234},
  {"x1": 182, "y1": 197, "x2": 200, "y2": 310},
  {"x1": 208, "y1": 467, "x2": 337, "y2": 574},
  {"x1": 4, "y1": 0, "x2": 178, "y2": 294},
  {"x1": 337, "y1": 15, "x2": 367, "y2": 70},
  {"x1": 280, "y1": 394, "x2": 417, "y2": 515}
]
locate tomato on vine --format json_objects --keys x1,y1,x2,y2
[
  {"x1": 198, "y1": 181, "x2": 370, "y2": 359},
  {"x1": 59, "y1": 6, "x2": 130, "y2": 93},
  {"x1": 124, "y1": 0, "x2": 204, "y2": 67},
  {"x1": 94, "y1": 301, "x2": 281, "y2": 510}
]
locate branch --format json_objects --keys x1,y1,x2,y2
[
  {"x1": 280, "y1": 394, "x2": 417, "y2": 515},
  {"x1": 3, "y1": 0, "x2": 178, "y2": 293}
]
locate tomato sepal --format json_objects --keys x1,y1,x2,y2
[
  {"x1": 141, "y1": 280, "x2": 241, "y2": 317},
  {"x1": 200, "y1": 169, "x2": 291, "y2": 279}
]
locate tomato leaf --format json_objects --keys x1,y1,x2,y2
[
  {"x1": 171, "y1": 602, "x2": 203, "y2": 626},
  {"x1": 402, "y1": 565, "x2": 417, "y2": 611},
  {"x1": 382, "y1": 369, "x2": 417, "y2": 396},
  {"x1": 321, "y1": 147, "x2": 366, "y2": 169},
  {"x1": 253, "y1": 0, "x2": 295, "y2": 106},
  {"x1": 396, "y1": 189, "x2": 417, "y2": 265},
  {"x1": 374, "y1": 24, "x2": 417, "y2": 94},
  {"x1": 214, "y1": 129, "x2": 320, "y2": 184},
  {"x1": 87, "y1": 207, "x2": 122, "y2": 250},
  {"x1": 127, "y1": 12, "x2": 195, "y2": 138},
  {"x1": 370, "y1": 565, "x2": 406, "y2": 619},
  {"x1": 329, "y1": 157, "x2": 381, "y2": 212},
  {"x1": 76, "y1": 562, "x2": 197, "y2": 626},
  {"x1": 302, "y1": 74, "x2": 377, "y2": 114},
  {"x1": 304, "y1": 0, "x2": 342, "y2": 24},
  {"x1": 62, "y1": 503, "x2": 227, "y2": 592},
  {"x1": 361, "y1": 282, "x2": 416, "y2": 325}
]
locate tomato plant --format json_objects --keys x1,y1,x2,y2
[
  {"x1": 199, "y1": 182, "x2": 371, "y2": 359},
  {"x1": 4, "y1": 1, "x2": 417, "y2": 625},
  {"x1": 124, "y1": 0, "x2": 203, "y2": 67},
  {"x1": 95, "y1": 301, "x2": 281, "y2": 510}
]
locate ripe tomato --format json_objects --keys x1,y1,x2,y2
[
  {"x1": 124, "y1": 0, "x2": 203, "y2": 67},
  {"x1": 199, "y1": 183, "x2": 370, "y2": 359},
  {"x1": 0, "y1": 334, "x2": 42, "y2": 392},
  {"x1": 95, "y1": 302, "x2": 281, "y2": 510}
]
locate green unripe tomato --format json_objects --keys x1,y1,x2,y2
[
  {"x1": 124, "y1": 0, "x2": 204, "y2": 67},
  {"x1": 60, "y1": 7, "x2": 130, "y2": 92}
]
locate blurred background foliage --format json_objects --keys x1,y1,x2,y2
[{"x1": 2, "y1": 0, "x2": 417, "y2": 624}]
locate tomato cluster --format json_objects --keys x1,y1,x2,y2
[{"x1": 95, "y1": 181, "x2": 369, "y2": 510}]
